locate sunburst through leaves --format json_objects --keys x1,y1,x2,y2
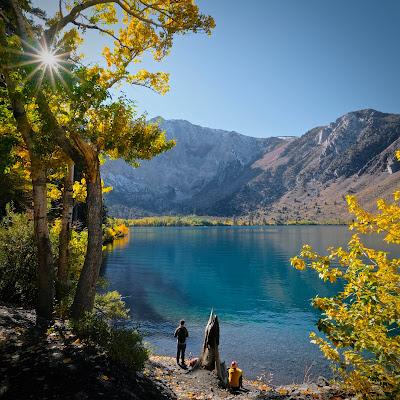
[{"x1": 13, "y1": 39, "x2": 74, "y2": 90}]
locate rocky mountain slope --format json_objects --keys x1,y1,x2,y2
[
  {"x1": 102, "y1": 110, "x2": 400, "y2": 222},
  {"x1": 102, "y1": 118, "x2": 283, "y2": 217}
]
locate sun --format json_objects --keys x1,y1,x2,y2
[
  {"x1": 37, "y1": 48, "x2": 60, "y2": 69},
  {"x1": 12, "y1": 39, "x2": 73, "y2": 90}
]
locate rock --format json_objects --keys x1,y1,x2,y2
[{"x1": 316, "y1": 375, "x2": 329, "y2": 387}]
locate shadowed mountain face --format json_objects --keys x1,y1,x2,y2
[
  {"x1": 102, "y1": 118, "x2": 284, "y2": 216},
  {"x1": 102, "y1": 110, "x2": 400, "y2": 221}
]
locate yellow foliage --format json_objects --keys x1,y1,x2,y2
[
  {"x1": 72, "y1": 178, "x2": 113, "y2": 203},
  {"x1": 72, "y1": 179, "x2": 87, "y2": 203},
  {"x1": 47, "y1": 184, "x2": 62, "y2": 201},
  {"x1": 103, "y1": 218, "x2": 129, "y2": 244},
  {"x1": 291, "y1": 173, "x2": 400, "y2": 398}
]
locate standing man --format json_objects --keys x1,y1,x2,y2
[{"x1": 174, "y1": 319, "x2": 189, "y2": 365}]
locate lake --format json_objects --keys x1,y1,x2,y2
[{"x1": 101, "y1": 225, "x2": 395, "y2": 384}]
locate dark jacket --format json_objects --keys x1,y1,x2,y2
[{"x1": 174, "y1": 326, "x2": 189, "y2": 344}]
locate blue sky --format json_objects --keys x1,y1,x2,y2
[{"x1": 34, "y1": 0, "x2": 400, "y2": 137}]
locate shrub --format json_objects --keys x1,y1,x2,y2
[
  {"x1": 72, "y1": 312, "x2": 111, "y2": 346},
  {"x1": 0, "y1": 206, "x2": 37, "y2": 305},
  {"x1": 291, "y1": 171, "x2": 400, "y2": 398},
  {"x1": 72, "y1": 292, "x2": 148, "y2": 371},
  {"x1": 103, "y1": 218, "x2": 129, "y2": 244},
  {"x1": 108, "y1": 328, "x2": 149, "y2": 370}
]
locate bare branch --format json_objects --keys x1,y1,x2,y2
[
  {"x1": 59, "y1": 0, "x2": 64, "y2": 18},
  {"x1": 44, "y1": 0, "x2": 112, "y2": 43},
  {"x1": 113, "y1": 0, "x2": 164, "y2": 28}
]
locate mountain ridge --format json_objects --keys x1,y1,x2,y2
[{"x1": 102, "y1": 109, "x2": 400, "y2": 221}]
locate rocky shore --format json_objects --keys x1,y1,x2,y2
[
  {"x1": 146, "y1": 355, "x2": 352, "y2": 400},
  {"x1": 0, "y1": 304, "x2": 353, "y2": 400}
]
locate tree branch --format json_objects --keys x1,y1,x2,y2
[
  {"x1": 71, "y1": 18, "x2": 134, "y2": 52},
  {"x1": 44, "y1": 0, "x2": 165, "y2": 44}
]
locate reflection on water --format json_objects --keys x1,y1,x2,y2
[
  {"x1": 101, "y1": 226, "x2": 396, "y2": 383},
  {"x1": 104, "y1": 233, "x2": 130, "y2": 251}
]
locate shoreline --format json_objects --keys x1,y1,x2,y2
[
  {"x1": 111, "y1": 215, "x2": 349, "y2": 228},
  {"x1": 146, "y1": 355, "x2": 348, "y2": 400},
  {"x1": 0, "y1": 303, "x2": 353, "y2": 399}
]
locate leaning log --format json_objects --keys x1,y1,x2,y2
[{"x1": 199, "y1": 310, "x2": 227, "y2": 386}]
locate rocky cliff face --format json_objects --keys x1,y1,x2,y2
[
  {"x1": 102, "y1": 110, "x2": 400, "y2": 221},
  {"x1": 102, "y1": 118, "x2": 283, "y2": 216}
]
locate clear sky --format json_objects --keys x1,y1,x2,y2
[{"x1": 34, "y1": 0, "x2": 400, "y2": 137}]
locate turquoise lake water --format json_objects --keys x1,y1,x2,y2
[{"x1": 101, "y1": 225, "x2": 396, "y2": 384}]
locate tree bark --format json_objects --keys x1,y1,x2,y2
[
  {"x1": 0, "y1": 47, "x2": 55, "y2": 321},
  {"x1": 200, "y1": 311, "x2": 227, "y2": 386},
  {"x1": 31, "y1": 158, "x2": 55, "y2": 321},
  {"x1": 57, "y1": 160, "x2": 75, "y2": 298},
  {"x1": 70, "y1": 157, "x2": 103, "y2": 319},
  {"x1": 35, "y1": 93, "x2": 105, "y2": 320}
]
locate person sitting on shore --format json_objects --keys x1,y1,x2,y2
[
  {"x1": 228, "y1": 361, "x2": 243, "y2": 391},
  {"x1": 174, "y1": 319, "x2": 189, "y2": 366}
]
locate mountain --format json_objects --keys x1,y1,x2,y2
[
  {"x1": 102, "y1": 110, "x2": 400, "y2": 222},
  {"x1": 216, "y1": 109, "x2": 400, "y2": 222},
  {"x1": 102, "y1": 118, "x2": 284, "y2": 216}
]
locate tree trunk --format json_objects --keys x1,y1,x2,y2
[
  {"x1": 70, "y1": 158, "x2": 103, "y2": 319},
  {"x1": 57, "y1": 160, "x2": 74, "y2": 298},
  {"x1": 200, "y1": 311, "x2": 227, "y2": 386},
  {"x1": 34, "y1": 92, "x2": 105, "y2": 320},
  {"x1": 31, "y1": 158, "x2": 55, "y2": 321},
  {"x1": 0, "y1": 53, "x2": 55, "y2": 322}
]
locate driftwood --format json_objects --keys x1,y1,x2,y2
[{"x1": 199, "y1": 310, "x2": 228, "y2": 386}]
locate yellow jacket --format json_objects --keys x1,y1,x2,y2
[{"x1": 228, "y1": 367, "x2": 243, "y2": 388}]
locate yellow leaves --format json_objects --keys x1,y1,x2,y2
[
  {"x1": 103, "y1": 47, "x2": 112, "y2": 67},
  {"x1": 103, "y1": 219, "x2": 129, "y2": 244},
  {"x1": 79, "y1": 0, "x2": 214, "y2": 91},
  {"x1": 127, "y1": 69, "x2": 170, "y2": 95},
  {"x1": 346, "y1": 182, "x2": 400, "y2": 244},
  {"x1": 94, "y1": 3, "x2": 117, "y2": 24},
  {"x1": 72, "y1": 178, "x2": 87, "y2": 203},
  {"x1": 290, "y1": 256, "x2": 306, "y2": 270},
  {"x1": 309, "y1": 333, "x2": 340, "y2": 362},
  {"x1": 312, "y1": 297, "x2": 328, "y2": 310},
  {"x1": 72, "y1": 178, "x2": 112, "y2": 203},
  {"x1": 299, "y1": 244, "x2": 318, "y2": 259},
  {"x1": 51, "y1": 218, "x2": 62, "y2": 236},
  {"x1": 60, "y1": 28, "x2": 83, "y2": 53},
  {"x1": 102, "y1": 182, "x2": 113, "y2": 194},
  {"x1": 116, "y1": 224, "x2": 129, "y2": 236},
  {"x1": 47, "y1": 184, "x2": 62, "y2": 201},
  {"x1": 293, "y1": 171, "x2": 400, "y2": 397},
  {"x1": 277, "y1": 388, "x2": 289, "y2": 395}
]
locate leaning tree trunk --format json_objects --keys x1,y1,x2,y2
[
  {"x1": 31, "y1": 158, "x2": 55, "y2": 321},
  {"x1": 200, "y1": 311, "x2": 227, "y2": 386},
  {"x1": 70, "y1": 156, "x2": 103, "y2": 319},
  {"x1": 34, "y1": 92, "x2": 105, "y2": 320},
  {"x1": 57, "y1": 160, "x2": 75, "y2": 299}
]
